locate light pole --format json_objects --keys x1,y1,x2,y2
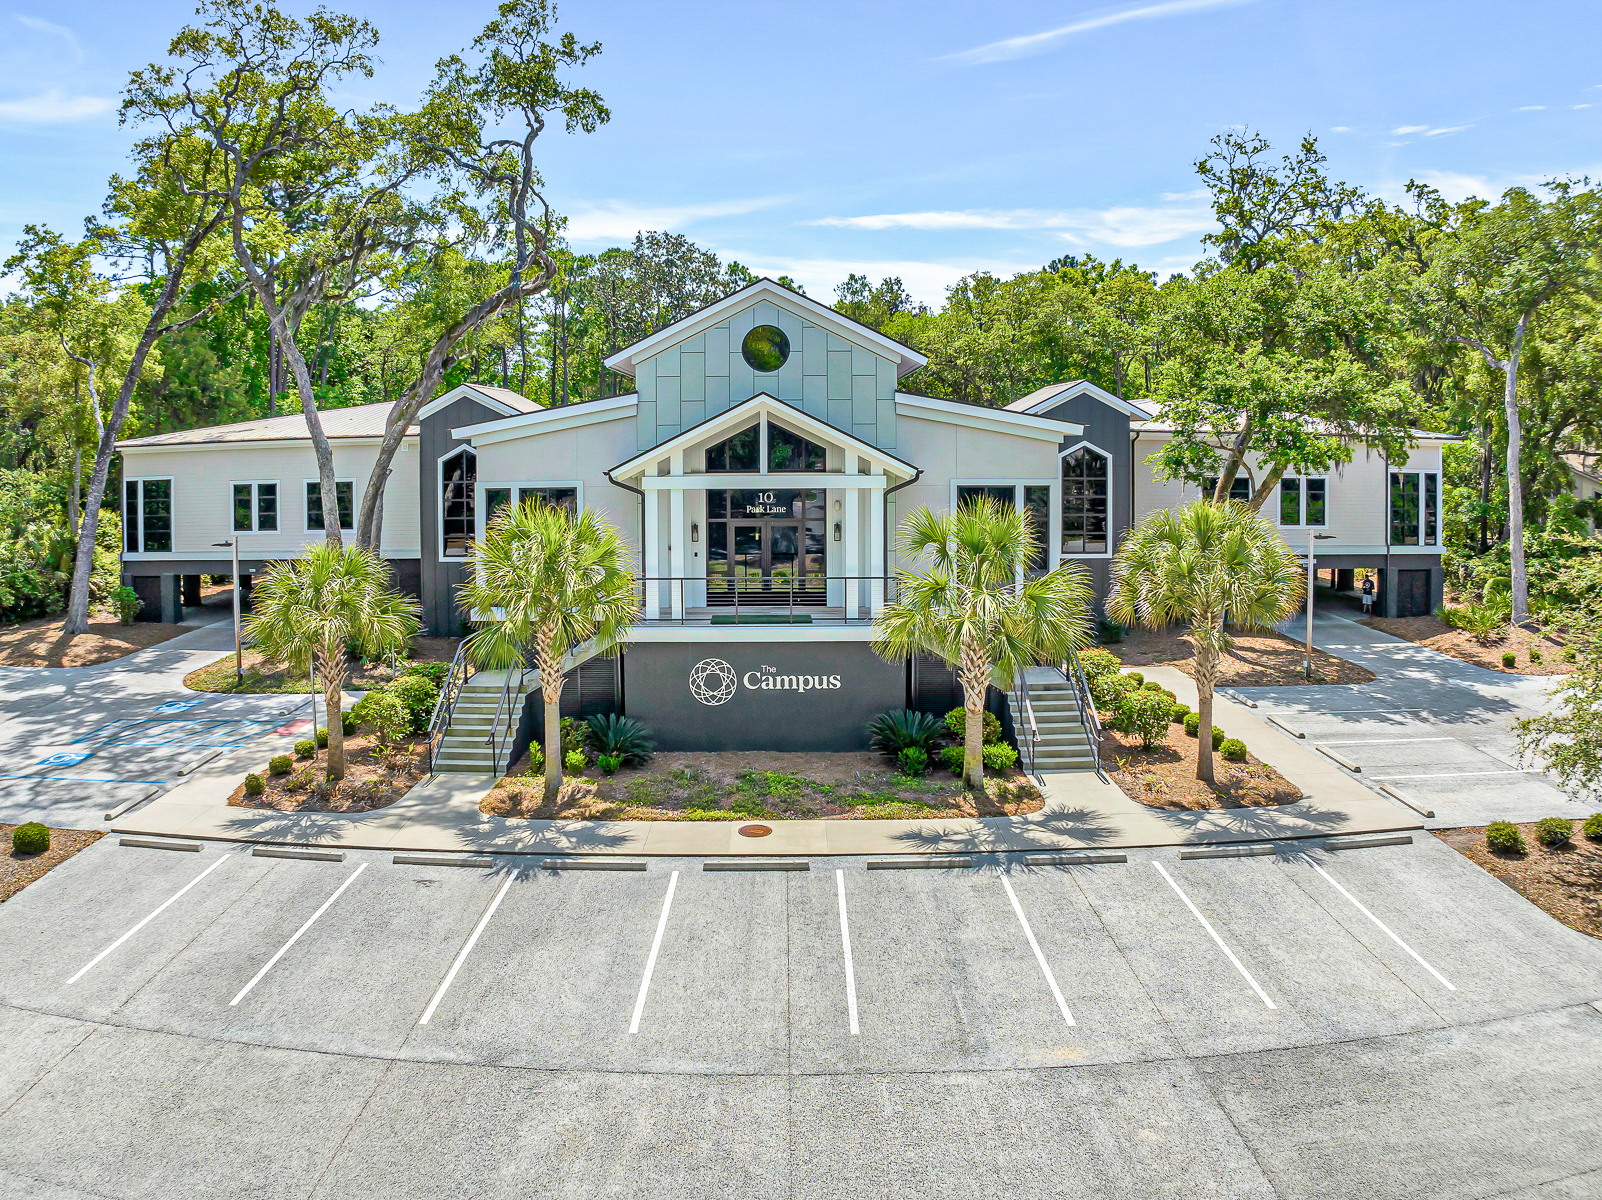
[
  {"x1": 1305, "y1": 531, "x2": 1337, "y2": 680},
  {"x1": 212, "y1": 540, "x2": 242, "y2": 685}
]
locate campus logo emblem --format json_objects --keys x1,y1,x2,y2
[{"x1": 688, "y1": 658, "x2": 739, "y2": 706}]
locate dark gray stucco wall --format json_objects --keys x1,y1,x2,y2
[
  {"x1": 623, "y1": 642, "x2": 905, "y2": 751},
  {"x1": 1032, "y1": 393, "x2": 1132, "y2": 608},
  {"x1": 419, "y1": 395, "x2": 504, "y2": 636}
]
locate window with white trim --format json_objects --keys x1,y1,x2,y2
[
  {"x1": 1390, "y1": 470, "x2": 1438, "y2": 546},
  {"x1": 1202, "y1": 475, "x2": 1252, "y2": 503},
  {"x1": 123, "y1": 478, "x2": 172, "y2": 552},
  {"x1": 482, "y1": 485, "x2": 580, "y2": 529},
  {"x1": 232, "y1": 482, "x2": 278, "y2": 533},
  {"x1": 954, "y1": 483, "x2": 1053, "y2": 570},
  {"x1": 1061, "y1": 445, "x2": 1110, "y2": 555},
  {"x1": 440, "y1": 448, "x2": 476, "y2": 557},
  {"x1": 1276, "y1": 476, "x2": 1326, "y2": 527},
  {"x1": 305, "y1": 481, "x2": 354, "y2": 531}
]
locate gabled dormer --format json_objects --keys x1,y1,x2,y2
[{"x1": 603, "y1": 279, "x2": 926, "y2": 454}]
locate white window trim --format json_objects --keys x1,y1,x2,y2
[
  {"x1": 1057, "y1": 439, "x2": 1115, "y2": 560},
  {"x1": 123, "y1": 477, "x2": 174, "y2": 555},
  {"x1": 437, "y1": 446, "x2": 478, "y2": 561},
  {"x1": 950, "y1": 477, "x2": 1060, "y2": 568},
  {"x1": 230, "y1": 480, "x2": 280, "y2": 534},
  {"x1": 474, "y1": 480, "x2": 586, "y2": 543},
  {"x1": 1274, "y1": 474, "x2": 1328, "y2": 528},
  {"x1": 301, "y1": 478, "x2": 356, "y2": 534},
  {"x1": 1388, "y1": 469, "x2": 1440, "y2": 548}
]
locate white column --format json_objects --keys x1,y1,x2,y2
[
  {"x1": 869, "y1": 484, "x2": 885, "y2": 614},
  {"x1": 669, "y1": 487, "x2": 686, "y2": 620},
  {"x1": 843, "y1": 489, "x2": 860, "y2": 617},
  {"x1": 643, "y1": 488, "x2": 660, "y2": 617},
  {"x1": 758, "y1": 412, "x2": 768, "y2": 475}
]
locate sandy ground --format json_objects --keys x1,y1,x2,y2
[
  {"x1": 0, "y1": 615, "x2": 190, "y2": 668},
  {"x1": 1363, "y1": 615, "x2": 1574, "y2": 676},
  {"x1": 1113, "y1": 626, "x2": 1376, "y2": 686},
  {"x1": 0, "y1": 827, "x2": 105, "y2": 902},
  {"x1": 1435, "y1": 821, "x2": 1602, "y2": 940},
  {"x1": 1099, "y1": 724, "x2": 1301, "y2": 810},
  {"x1": 228, "y1": 733, "x2": 426, "y2": 813}
]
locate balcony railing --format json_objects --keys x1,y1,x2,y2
[{"x1": 636, "y1": 575, "x2": 896, "y2": 626}]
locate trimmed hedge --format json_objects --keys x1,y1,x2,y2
[
  {"x1": 982, "y1": 742, "x2": 1019, "y2": 771},
  {"x1": 1485, "y1": 821, "x2": 1525, "y2": 854},
  {"x1": 1535, "y1": 817, "x2": 1574, "y2": 848},
  {"x1": 268, "y1": 755, "x2": 293, "y2": 776},
  {"x1": 11, "y1": 822, "x2": 48, "y2": 855},
  {"x1": 1584, "y1": 813, "x2": 1602, "y2": 841},
  {"x1": 898, "y1": 746, "x2": 929, "y2": 777},
  {"x1": 1220, "y1": 738, "x2": 1247, "y2": 763},
  {"x1": 244, "y1": 773, "x2": 265, "y2": 797},
  {"x1": 294, "y1": 739, "x2": 315, "y2": 759},
  {"x1": 944, "y1": 707, "x2": 1003, "y2": 745},
  {"x1": 1116, "y1": 689, "x2": 1173, "y2": 748}
]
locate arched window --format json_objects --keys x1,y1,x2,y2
[
  {"x1": 1060, "y1": 444, "x2": 1110, "y2": 555},
  {"x1": 705, "y1": 424, "x2": 759, "y2": 471},
  {"x1": 440, "y1": 447, "x2": 476, "y2": 558},
  {"x1": 704, "y1": 421, "x2": 827, "y2": 472}
]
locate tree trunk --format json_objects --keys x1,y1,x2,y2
[
  {"x1": 68, "y1": 448, "x2": 81, "y2": 541},
  {"x1": 1504, "y1": 312, "x2": 1531, "y2": 624},
  {"x1": 1193, "y1": 633, "x2": 1219, "y2": 785},
  {"x1": 1211, "y1": 415, "x2": 1255, "y2": 503},
  {"x1": 320, "y1": 650, "x2": 348, "y2": 782},
  {"x1": 959, "y1": 633, "x2": 989, "y2": 793},
  {"x1": 1479, "y1": 420, "x2": 1492, "y2": 555},
  {"x1": 539, "y1": 621, "x2": 562, "y2": 804},
  {"x1": 1245, "y1": 462, "x2": 1289, "y2": 513}
]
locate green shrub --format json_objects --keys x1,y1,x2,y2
[
  {"x1": 1457, "y1": 602, "x2": 1507, "y2": 644},
  {"x1": 404, "y1": 660, "x2": 449, "y2": 688},
  {"x1": 1535, "y1": 816, "x2": 1574, "y2": 848},
  {"x1": 584, "y1": 714, "x2": 656, "y2": 765},
  {"x1": 940, "y1": 745, "x2": 964, "y2": 774},
  {"x1": 1183, "y1": 711, "x2": 1200, "y2": 737},
  {"x1": 1117, "y1": 689, "x2": 1173, "y2": 748},
  {"x1": 1528, "y1": 647, "x2": 1543, "y2": 664},
  {"x1": 1563, "y1": 646, "x2": 1578, "y2": 663},
  {"x1": 1090, "y1": 670, "x2": 1135, "y2": 711},
  {"x1": 982, "y1": 742, "x2": 1019, "y2": 771},
  {"x1": 944, "y1": 707, "x2": 1002, "y2": 745},
  {"x1": 526, "y1": 746, "x2": 545, "y2": 776},
  {"x1": 386, "y1": 673, "x2": 440, "y2": 733},
  {"x1": 1220, "y1": 738, "x2": 1248, "y2": 763},
  {"x1": 897, "y1": 746, "x2": 929, "y2": 777},
  {"x1": 563, "y1": 748, "x2": 588, "y2": 775},
  {"x1": 559, "y1": 717, "x2": 585, "y2": 758},
  {"x1": 315, "y1": 727, "x2": 329, "y2": 748},
  {"x1": 11, "y1": 822, "x2": 48, "y2": 855},
  {"x1": 1170, "y1": 701, "x2": 1191, "y2": 724},
  {"x1": 1077, "y1": 647, "x2": 1120, "y2": 679},
  {"x1": 268, "y1": 755, "x2": 292, "y2": 776},
  {"x1": 113, "y1": 584, "x2": 141, "y2": 625},
  {"x1": 294, "y1": 739, "x2": 315, "y2": 759},
  {"x1": 1584, "y1": 813, "x2": 1602, "y2": 841},
  {"x1": 355, "y1": 691, "x2": 410, "y2": 747},
  {"x1": 1097, "y1": 619, "x2": 1124, "y2": 644},
  {"x1": 1139, "y1": 680, "x2": 1161, "y2": 692},
  {"x1": 868, "y1": 709, "x2": 947, "y2": 757},
  {"x1": 1501, "y1": 651, "x2": 1516, "y2": 668},
  {"x1": 1211, "y1": 725, "x2": 1225, "y2": 750},
  {"x1": 1485, "y1": 820, "x2": 1525, "y2": 854},
  {"x1": 1126, "y1": 671, "x2": 1145, "y2": 687},
  {"x1": 597, "y1": 753, "x2": 622, "y2": 776},
  {"x1": 243, "y1": 773, "x2": 265, "y2": 797}
]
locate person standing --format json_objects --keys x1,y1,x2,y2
[{"x1": 1361, "y1": 574, "x2": 1375, "y2": 615}]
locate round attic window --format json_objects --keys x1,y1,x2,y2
[{"x1": 741, "y1": 325, "x2": 790, "y2": 373}]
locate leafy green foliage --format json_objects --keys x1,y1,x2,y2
[
  {"x1": 268, "y1": 755, "x2": 292, "y2": 776},
  {"x1": 10, "y1": 822, "x2": 48, "y2": 855},
  {"x1": 1090, "y1": 670, "x2": 1135, "y2": 711},
  {"x1": 1502, "y1": 651, "x2": 1517, "y2": 668},
  {"x1": 597, "y1": 753, "x2": 621, "y2": 776},
  {"x1": 563, "y1": 749, "x2": 587, "y2": 774},
  {"x1": 295, "y1": 739, "x2": 315, "y2": 759},
  {"x1": 113, "y1": 586, "x2": 141, "y2": 625},
  {"x1": 943, "y1": 707, "x2": 1001, "y2": 745},
  {"x1": 940, "y1": 746, "x2": 965, "y2": 775},
  {"x1": 1116, "y1": 689, "x2": 1173, "y2": 748},
  {"x1": 1485, "y1": 821, "x2": 1526, "y2": 855},
  {"x1": 1220, "y1": 738, "x2": 1248, "y2": 763},
  {"x1": 981, "y1": 743, "x2": 1019, "y2": 771},
  {"x1": 1584, "y1": 813, "x2": 1602, "y2": 841},
  {"x1": 897, "y1": 747, "x2": 929, "y2": 777},
  {"x1": 385, "y1": 673, "x2": 439, "y2": 733},
  {"x1": 244, "y1": 773, "x2": 265, "y2": 797},
  {"x1": 1077, "y1": 647, "x2": 1120, "y2": 680},
  {"x1": 869, "y1": 709, "x2": 948, "y2": 757},
  {"x1": 353, "y1": 691, "x2": 409, "y2": 747},
  {"x1": 583, "y1": 714, "x2": 654, "y2": 765},
  {"x1": 1170, "y1": 701, "x2": 1191, "y2": 724},
  {"x1": 1534, "y1": 817, "x2": 1573, "y2": 848}
]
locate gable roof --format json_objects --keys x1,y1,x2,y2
[
  {"x1": 452, "y1": 393, "x2": 639, "y2": 446},
  {"x1": 117, "y1": 401, "x2": 415, "y2": 449},
  {"x1": 602, "y1": 278, "x2": 928, "y2": 380},
  {"x1": 608, "y1": 393, "x2": 918, "y2": 481},
  {"x1": 418, "y1": 383, "x2": 543, "y2": 421},
  {"x1": 1004, "y1": 380, "x2": 1150, "y2": 420}
]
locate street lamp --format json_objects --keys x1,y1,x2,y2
[
  {"x1": 1305, "y1": 531, "x2": 1337, "y2": 680},
  {"x1": 212, "y1": 540, "x2": 242, "y2": 685}
]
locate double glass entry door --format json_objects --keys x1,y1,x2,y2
[{"x1": 707, "y1": 490, "x2": 826, "y2": 605}]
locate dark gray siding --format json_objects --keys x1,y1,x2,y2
[
  {"x1": 1032, "y1": 393, "x2": 1133, "y2": 609},
  {"x1": 419, "y1": 395, "x2": 505, "y2": 635}
]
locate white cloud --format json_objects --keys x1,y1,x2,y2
[
  {"x1": 1391, "y1": 124, "x2": 1429, "y2": 135},
  {"x1": 0, "y1": 89, "x2": 114, "y2": 123},
  {"x1": 559, "y1": 197, "x2": 785, "y2": 243},
  {"x1": 941, "y1": 0, "x2": 1252, "y2": 65},
  {"x1": 810, "y1": 202, "x2": 1217, "y2": 248},
  {"x1": 14, "y1": 15, "x2": 82, "y2": 61},
  {"x1": 1577, "y1": 104, "x2": 1593, "y2": 110},
  {"x1": 1330, "y1": 126, "x2": 1351, "y2": 133},
  {"x1": 1515, "y1": 105, "x2": 1546, "y2": 112},
  {"x1": 1424, "y1": 125, "x2": 1471, "y2": 136}
]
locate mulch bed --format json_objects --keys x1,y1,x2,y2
[
  {"x1": 186, "y1": 637, "x2": 461, "y2": 694},
  {"x1": 1112, "y1": 627, "x2": 1375, "y2": 686},
  {"x1": 1435, "y1": 822, "x2": 1602, "y2": 940},
  {"x1": 1, "y1": 826, "x2": 105, "y2": 902},
  {"x1": 1363, "y1": 616, "x2": 1573, "y2": 676},
  {"x1": 228, "y1": 732, "x2": 426, "y2": 813},
  {"x1": 0, "y1": 614, "x2": 190, "y2": 668},
  {"x1": 481, "y1": 750, "x2": 1043, "y2": 821},
  {"x1": 1099, "y1": 725, "x2": 1302, "y2": 811}
]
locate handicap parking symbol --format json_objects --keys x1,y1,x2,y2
[
  {"x1": 151, "y1": 700, "x2": 201, "y2": 715},
  {"x1": 37, "y1": 751, "x2": 94, "y2": 768}
]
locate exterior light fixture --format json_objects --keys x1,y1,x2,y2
[
  {"x1": 834, "y1": 522, "x2": 842, "y2": 542},
  {"x1": 691, "y1": 522, "x2": 699, "y2": 543}
]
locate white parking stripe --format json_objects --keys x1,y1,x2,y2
[
  {"x1": 1153, "y1": 862, "x2": 1276, "y2": 1009},
  {"x1": 629, "y1": 870, "x2": 679, "y2": 1034},
  {"x1": 68, "y1": 854, "x2": 234, "y2": 985},
  {"x1": 418, "y1": 871, "x2": 518, "y2": 1026},
  {"x1": 835, "y1": 870, "x2": 859, "y2": 1035},
  {"x1": 1315, "y1": 737, "x2": 1456, "y2": 746},
  {"x1": 229, "y1": 863, "x2": 368, "y2": 1006},
  {"x1": 1311, "y1": 864, "x2": 1456, "y2": 991},
  {"x1": 1370, "y1": 770, "x2": 1532, "y2": 781},
  {"x1": 999, "y1": 875, "x2": 1074, "y2": 1026}
]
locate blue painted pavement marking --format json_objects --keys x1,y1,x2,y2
[
  {"x1": 151, "y1": 700, "x2": 201, "y2": 715},
  {"x1": 70, "y1": 717, "x2": 271, "y2": 749},
  {"x1": 0, "y1": 773, "x2": 166, "y2": 785},
  {"x1": 36, "y1": 751, "x2": 94, "y2": 768}
]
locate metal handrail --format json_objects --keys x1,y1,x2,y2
[
  {"x1": 1011, "y1": 673, "x2": 1041, "y2": 781},
  {"x1": 636, "y1": 574, "x2": 896, "y2": 624},
  {"x1": 424, "y1": 635, "x2": 476, "y2": 779},
  {"x1": 1063, "y1": 645, "x2": 1105, "y2": 780},
  {"x1": 487, "y1": 660, "x2": 528, "y2": 778}
]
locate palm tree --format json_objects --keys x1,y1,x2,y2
[
  {"x1": 873, "y1": 497, "x2": 1093, "y2": 791},
  {"x1": 1107, "y1": 501, "x2": 1304, "y2": 785},
  {"x1": 246, "y1": 543, "x2": 421, "y2": 781},
  {"x1": 458, "y1": 499, "x2": 639, "y2": 804}
]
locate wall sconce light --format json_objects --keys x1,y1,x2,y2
[
  {"x1": 690, "y1": 522, "x2": 699, "y2": 543},
  {"x1": 833, "y1": 498, "x2": 842, "y2": 513},
  {"x1": 833, "y1": 522, "x2": 842, "y2": 542}
]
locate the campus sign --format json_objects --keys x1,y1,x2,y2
[{"x1": 688, "y1": 657, "x2": 843, "y2": 706}]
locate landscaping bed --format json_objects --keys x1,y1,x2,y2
[
  {"x1": 1435, "y1": 820, "x2": 1602, "y2": 940},
  {"x1": 1111, "y1": 626, "x2": 1374, "y2": 686},
  {"x1": 228, "y1": 731, "x2": 427, "y2": 813},
  {"x1": 185, "y1": 637, "x2": 461, "y2": 693},
  {"x1": 0, "y1": 614, "x2": 191, "y2": 667},
  {"x1": 1362, "y1": 615, "x2": 1572, "y2": 676},
  {"x1": 481, "y1": 750, "x2": 1043, "y2": 822},
  {"x1": 1099, "y1": 725, "x2": 1301, "y2": 810},
  {"x1": 1, "y1": 826, "x2": 104, "y2": 902}
]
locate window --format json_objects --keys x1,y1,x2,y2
[
  {"x1": 232, "y1": 482, "x2": 278, "y2": 533},
  {"x1": 1062, "y1": 445, "x2": 1111, "y2": 555},
  {"x1": 518, "y1": 486, "x2": 577, "y2": 514},
  {"x1": 440, "y1": 448, "x2": 476, "y2": 557},
  {"x1": 1024, "y1": 485, "x2": 1051, "y2": 571},
  {"x1": 1390, "y1": 470, "x2": 1438, "y2": 546},
  {"x1": 706, "y1": 425, "x2": 759, "y2": 471},
  {"x1": 1276, "y1": 476, "x2": 1326, "y2": 527},
  {"x1": 741, "y1": 324, "x2": 790, "y2": 372},
  {"x1": 1202, "y1": 476, "x2": 1253, "y2": 503},
  {"x1": 305, "y1": 481, "x2": 354, "y2": 531},
  {"x1": 956, "y1": 485, "x2": 1016, "y2": 508},
  {"x1": 123, "y1": 479, "x2": 172, "y2": 553},
  {"x1": 766, "y1": 424, "x2": 826, "y2": 472}
]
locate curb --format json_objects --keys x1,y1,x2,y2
[
  {"x1": 1023, "y1": 852, "x2": 1127, "y2": 867},
  {"x1": 704, "y1": 859, "x2": 809, "y2": 872},
  {"x1": 1378, "y1": 783, "x2": 1435, "y2": 819},
  {"x1": 393, "y1": 853, "x2": 497, "y2": 868},
  {"x1": 1179, "y1": 844, "x2": 1277, "y2": 860},
  {"x1": 1316, "y1": 744, "x2": 1362, "y2": 772},
  {"x1": 119, "y1": 837, "x2": 201, "y2": 853},
  {"x1": 252, "y1": 847, "x2": 345, "y2": 862},
  {"x1": 867, "y1": 856, "x2": 975, "y2": 870}
]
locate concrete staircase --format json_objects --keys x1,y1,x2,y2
[
  {"x1": 431, "y1": 671, "x2": 530, "y2": 776},
  {"x1": 1019, "y1": 669, "x2": 1097, "y2": 772}
]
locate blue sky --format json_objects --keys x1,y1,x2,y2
[{"x1": 3, "y1": 0, "x2": 1599, "y2": 304}]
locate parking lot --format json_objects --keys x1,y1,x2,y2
[{"x1": 0, "y1": 833, "x2": 1600, "y2": 1198}]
